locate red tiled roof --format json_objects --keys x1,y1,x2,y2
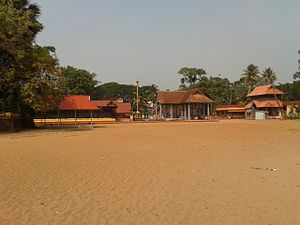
[
  {"x1": 254, "y1": 100, "x2": 283, "y2": 108},
  {"x1": 91, "y1": 100, "x2": 132, "y2": 114},
  {"x1": 247, "y1": 84, "x2": 284, "y2": 97},
  {"x1": 245, "y1": 100, "x2": 283, "y2": 109},
  {"x1": 216, "y1": 105, "x2": 245, "y2": 112},
  {"x1": 283, "y1": 100, "x2": 300, "y2": 106},
  {"x1": 115, "y1": 102, "x2": 132, "y2": 114},
  {"x1": 59, "y1": 96, "x2": 98, "y2": 110},
  {"x1": 157, "y1": 89, "x2": 213, "y2": 104},
  {"x1": 91, "y1": 100, "x2": 117, "y2": 107},
  {"x1": 244, "y1": 102, "x2": 253, "y2": 109}
]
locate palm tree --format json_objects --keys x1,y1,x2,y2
[
  {"x1": 261, "y1": 67, "x2": 277, "y2": 85},
  {"x1": 242, "y1": 64, "x2": 260, "y2": 93}
]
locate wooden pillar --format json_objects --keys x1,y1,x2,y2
[
  {"x1": 159, "y1": 104, "x2": 162, "y2": 118},
  {"x1": 207, "y1": 104, "x2": 210, "y2": 118},
  {"x1": 181, "y1": 105, "x2": 183, "y2": 119},
  {"x1": 170, "y1": 105, "x2": 173, "y2": 119},
  {"x1": 184, "y1": 104, "x2": 187, "y2": 119},
  {"x1": 188, "y1": 103, "x2": 191, "y2": 120}
]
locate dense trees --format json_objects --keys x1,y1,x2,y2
[
  {"x1": 261, "y1": 68, "x2": 277, "y2": 85},
  {"x1": 92, "y1": 82, "x2": 157, "y2": 112},
  {"x1": 178, "y1": 68, "x2": 248, "y2": 105},
  {"x1": 0, "y1": 0, "x2": 63, "y2": 127},
  {"x1": 61, "y1": 66, "x2": 98, "y2": 95},
  {"x1": 281, "y1": 51, "x2": 300, "y2": 101},
  {"x1": 241, "y1": 64, "x2": 260, "y2": 92},
  {"x1": 177, "y1": 64, "x2": 289, "y2": 106}
]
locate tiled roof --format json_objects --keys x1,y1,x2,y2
[
  {"x1": 59, "y1": 96, "x2": 98, "y2": 110},
  {"x1": 283, "y1": 100, "x2": 300, "y2": 106},
  {"x1": 115, "y1": 103, "x2": 132, "y2": 114},
  {"x1": 247, "y1": 84, "x2": 284, "y2": 97},
  {"x1": 91, "y1": 100, "x2": 132, "y2": 114},
  {"x1": 215, "y1": 105, "x2": 245, "y2": 111},
  {"x1": 157, "y1": 89, "x2": 213, "y2": 104},
  {"x1": 91, "y1": 100, "x2": 117, "y2": 107},
  {"x1": 244, "y1": 100, "x2": 283, "y2": 109},
  {"x1": 244, "y1": 102, "x2": 253, "y2": 109}
]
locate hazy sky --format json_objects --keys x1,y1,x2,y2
[{"x1": 35, "y1": 0, "x2": 300, "y2": 90}]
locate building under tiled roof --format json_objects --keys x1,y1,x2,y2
[
  {"x1": 91, "y1": 100, "x2": 132, "y2": 114},
  {"x1": 244, "y1": 100, "x2": 283, "y2": 109},
  {"x1": 59, "y1": 96, "x2": 98, "y2": 110},
  {"x1": 247, "y1": 84, "x2": 284, "y2": 97},
  {"x1": 157, "y1": 89, "x2": 213, "y2": 104},
  {"x1": 215, "y1": 105, "x2": 245, "y2": 113}
]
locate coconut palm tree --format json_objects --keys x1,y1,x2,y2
[
  {"x1": 261, "y1": 67, "x2": 277, "y2": 85},
  {"x1": 242, "y1": 64, "x2": 261, "y2": 92}
]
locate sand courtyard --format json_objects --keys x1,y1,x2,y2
[{"x1": 0, "y1": 120, "x2": 299, "y2": 225}]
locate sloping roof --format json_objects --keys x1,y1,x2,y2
[
  {"x1": 244, "y1": 102, "x2": 253, "y2": 109},
  {"x1": 91, "y1": 100, "x2": 117, "y2": 107},
  {"x1": 283, "y1": 100, "x2": 300, "y2": 106},
  {"x1": 59, "y1": 96, "x2": 98, "y2": 110},
  {"x1": 115, "y1": 102, "x2": 132, "y2": 114},
  {"x1": 91, "y1": 100, "x2": 132, "y2": 113},
  {"x1": 245, "y1": 100, "x2": 283, "y2": 109},
  {"x1": 157, "y1": 89, "x2": 213, "y2": 104},
  {"x1": 247, "y1": 84, "x2": 284, "y2": 97},
  {"x1": 215, "y1": 105, "x2": 245, "y2": 111}
]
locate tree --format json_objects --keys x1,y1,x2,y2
[
  {"x1": 293, "y1": 50, "x2": 300, "y2": 80},
  {"x1": 178, "y1": 67, "x2": 206, "y2": 88},
  {"x1": 241, "y1": 64, "x2": 261, "y2": 92},
  {"x1": 61, "y1": 66, "x2": 98, "y2": 95},
  {"x1": 92, "y1": 82, "x2": 158, "y2": 116},
  {"x1": 261, "y1": 67, "x2": 277, "y2": 84},
  {"x1": 0, "y1": 0, "x2": 63, "y2": 127}
]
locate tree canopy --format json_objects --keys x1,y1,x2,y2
[
  {"x1": 0, "y1": 0, "x2": 63, "y2": 127},
  {"x1": 61, "y1": 66, "x2": 98, "y2": 95}
]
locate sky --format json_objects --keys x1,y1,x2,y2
[{"x1": 35, "y1": 0, "x2": 300, "y2": 90}]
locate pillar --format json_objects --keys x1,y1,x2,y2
[
  {"x1": 181, "y1": 105, "x2": 184, "y2": 119},
  {"x1": 159, "y1": 104, "x2": 162, "y2": 118},
  {"x1": 170, "y1": 105, "x2": 173, "y2": 119},
  {"x1": 207, "y1": 104, "x2": 210, "y2": 118},
  {"x1": 188, "y1": 103, "x2": 191, "y2": 120}
]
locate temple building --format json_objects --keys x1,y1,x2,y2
[
  {"x1": 215, "y1": 105, "x2": 245, "y2": 119},
  {"x1": 39, "y1": 95, "x2": 132, "y2": 121},
  {"x1": 244, "y1": 84, "x2": 284, "y2": 119},
  {"x1": 156, "y1": 89, "x2": 213, "y2": 120}
]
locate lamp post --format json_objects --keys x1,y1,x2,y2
[{"x1": 136, "y1": 81, "x2": 139, "y2": 113}]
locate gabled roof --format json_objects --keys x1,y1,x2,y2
[
  {"x1": 157, "y1": 89, "x2": 213, "y2": 104},
  {"x1": 59, "y1": 96, "x2": 98, "y2": 110},
  {"x1": 244, "y1": 100, "x2": 283, "y2": 109},
  {"x1": 247, "y1": 84, "x2": 284, "y2": 97},
  {"x1": 115, "y1": 102, "x2": 132, "y2": 114},
  {"x1": 91, "y1": 100, "x2": 132, "y2": 113}
]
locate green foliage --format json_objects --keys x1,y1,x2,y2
[
  {"x1": 0, "y1": 0, "x2": 63, "y2": 127},
  {"x1": 178, "y1": 66, "x2": 249, "y2": 105},
  {"x1": 178, "y1": 67, "x2": 206, "y2": 88},
  {"x1": 92, "y1": 82, "x2": 158, "y2": 112},
  {"x1": 280, "y1": 81, "x2": 300, "y2": 101},
  {"x1": 61, "y1": 66, "x2": 98, "y2": 95},
  {"x1": 241, "y1": 64, "x2": 261, "y2": 92},
  {"x1": 261, "y1": 67, "x2": 277, "y2": 85}
]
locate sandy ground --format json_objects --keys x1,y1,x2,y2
[{"x1": 0, "y1": 120, "x2": 299, "y2": 225}]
